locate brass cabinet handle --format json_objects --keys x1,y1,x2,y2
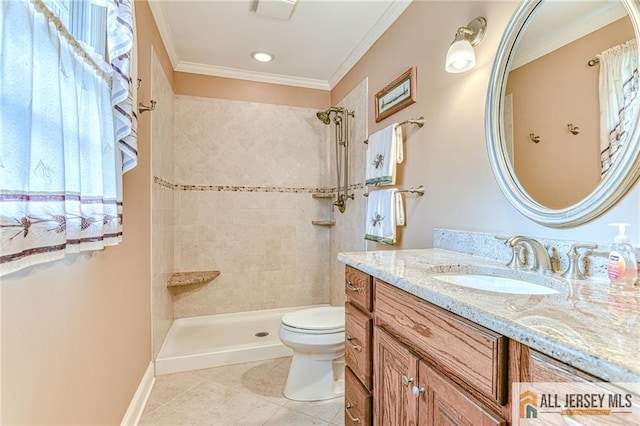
[
  {"x1": 346, "y1": 335, "x2": 362, "y2": 352},
  {"x1": 346, "y1": 281, "x2": 363, "y2": 293},
  {"x1": 345, "y1": 403, "x2": 361, "y2": 424},
  {"x1": 412, "y1": 385, "x2": 426, "y2": 397},
  {"x1": 402, "y1": 375, "x2": 414, "y2": 387}
]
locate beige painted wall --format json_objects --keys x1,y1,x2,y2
[
  {"x1": 507, "y1": 18, "x2": 634, "y2": 209},
  {"x1": 334, "y1": 0, "x2": 640, "y2": 247},
  {"x1": 0, "y1": 1, "x2": 172, "y2": 423}
]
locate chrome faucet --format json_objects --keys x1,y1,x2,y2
[{"x1": 505, "y1": 236, "x2": 554, "y2": 274}]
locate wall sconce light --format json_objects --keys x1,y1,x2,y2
[{"x1": 445, "y1": 16, "x2": 487, "y2": 73}]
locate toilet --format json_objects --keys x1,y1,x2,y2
[{"x1": 278, "y1": 306, "x2": 345, "y2": 401}]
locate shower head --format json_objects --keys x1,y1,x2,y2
[
  {"x1": 316, "y1": 110, "x2": 331, "y2": 125},
  {"x1": 316, "y1": 107, "x2": 344, "y2": 125}
]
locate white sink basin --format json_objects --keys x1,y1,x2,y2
[{"x1": 434, "y1": 274, "x2": 559, "y2": 295}]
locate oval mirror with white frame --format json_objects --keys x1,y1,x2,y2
[{"x1": 486, "y1": 0, "x2": 640, "y2": 228}]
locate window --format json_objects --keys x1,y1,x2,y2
[
  {"x1": 43, "y1": 0, "x2": 108, "y2": 60},
  {"x1": 0, "y1": 0, "x2": 137, "y2": 276}
]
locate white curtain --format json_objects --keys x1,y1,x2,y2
[
  {"x1": 599, "y1": 39, "x2": 639, "y2": 176},
  {"x1": 0, "y1": 0, "x2": 136, "y2": 276},
  {"x1": 108, "y1": 0, "x2": 137, "y2": 172}
]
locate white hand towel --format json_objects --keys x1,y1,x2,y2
[
  {"x1": 365, "y1": 124, "x2": 403, "y2": 186},
  {"x1": 365, "y1": 189, "x2": 404, "y2": 245}
]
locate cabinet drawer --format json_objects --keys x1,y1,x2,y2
[
  {"x1": 345, "y1": 366, "x2": 372, "y2": 426},
  {"x1": 529, "y1": 350, "x2": 596, "y2": 383},
  {"x1": 345, "y1": 302, "x2": 373, "y2": 389},
  {"x1": 345, "y1": 266, "x2": 373, "y2": 312},
  {"x1": 375, "y1": 280, "x2": 507, "y2": 404}
]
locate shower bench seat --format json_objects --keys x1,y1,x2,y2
[{"x1": 167, "y1": 270, "x2": 220, "y2": 287}]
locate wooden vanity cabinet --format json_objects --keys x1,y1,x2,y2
[
  {"x1": 373, "y1": 281, "x2": 507, "y2": 426},
  {"x1": 344, "y1": 264, "x2": 638, "y2": 426},
  {"x1": 344, "y1": 266, "x2": 508, "y2": 426},
  {"x1": 344, "y1": 266, "x2": 374, "y2": 425},
  {"x1": 375, "y1": 327, "x2": 506, "y2": 425}
]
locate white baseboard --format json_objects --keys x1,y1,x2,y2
[{"x1": 121, "y1": 362, "x2": 155, "y2": 426}]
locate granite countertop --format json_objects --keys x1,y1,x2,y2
[{"x1": 338, "y1": 248, "x2": 640, "y2": 383}]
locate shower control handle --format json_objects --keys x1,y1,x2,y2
[
  {"x1": 346, "y1": 281, "x2": 363, "y2": 293},
  {"x1": 346, "y1": 335, "x2": 362, "y2": 352},
  {"x1": 345, "y1": 403, "x2": 361, "y2": 424}
]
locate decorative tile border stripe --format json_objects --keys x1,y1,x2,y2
[
  {"x1": 154, "y1": 176, "x2": 177, "y2": 190},
  {"x1": 153, "y1": 176, "x2": 364, "y2": 194}
]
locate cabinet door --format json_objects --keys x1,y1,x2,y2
[
  {"x1": 418, "y1": 362, "x2": 506, "y2": 426},
  {"x1": 374, "y1": 327, "x2": 419, "y2": 426}
]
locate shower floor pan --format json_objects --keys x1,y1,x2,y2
[{"x1": 155, "y1": 305, "x2": 326, "y2": 375}]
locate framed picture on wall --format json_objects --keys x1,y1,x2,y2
[{"x1": 374, "y1": 66, "x2": 417, "y2": 123}]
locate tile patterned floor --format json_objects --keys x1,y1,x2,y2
[{"x1": 139, "y1": 357, "x2": 345, "y2": 426}]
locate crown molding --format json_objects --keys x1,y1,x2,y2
[
  {"x1": 328, "y1": 0, "x2": 412, "y2": 88},
  {"x1": 512, "y1": 4, "x2": 628, "y2": 70},
  {"x1": 175, "y1": 61, "x2": 331, "y2": 90},
  {"x1": 147, "y1": 0, "x2": 179, "y2": 69},
  {"x1": 147, "y1": 0, "x2": 412, "y2": 90}
]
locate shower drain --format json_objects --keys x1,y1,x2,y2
[{"x1": 255, "y1": 332, "x2": 269, "y2": 337}]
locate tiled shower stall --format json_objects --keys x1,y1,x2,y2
[{"x1": 151, "y1": 44, "x2": 369, "y2": 359}]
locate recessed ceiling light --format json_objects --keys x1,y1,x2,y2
[{"x1": 251, "y1": 51, "x2": 274, "y2": 62}]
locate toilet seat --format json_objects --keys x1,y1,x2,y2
[{"x1": 281, "y1": 306, "x2": 344, "y2": 334}]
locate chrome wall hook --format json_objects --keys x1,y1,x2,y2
[
  {"x1": 138, "y1": 100, "x2": 157, "y2": 114},
  {"x1": 529, "y1": 133, "x2": 541, "y2": 143},
  {"x1": 567, "y1": 123, "x2": 580, "y2": 135}
]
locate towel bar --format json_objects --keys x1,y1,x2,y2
[
  {"x1": 399, "y1": 117, "x2": 425, "y2": 128},
  {"x1": 363, "y1": 185, "x2": 425, "y2": 197},
  {"x1": 363, "y1": 116, "x2": 424, "y2": 144}
]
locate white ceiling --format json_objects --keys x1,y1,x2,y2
[
  {"x1": 148, "y1": 0, "x2": 412, "y2": 90},
  {"x1": 512, "y1": 1, "x2": 628, "y2": 69}
]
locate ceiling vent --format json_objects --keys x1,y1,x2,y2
[{"x1": 255, "y1": 0, "x2": 297, "y2": 20}]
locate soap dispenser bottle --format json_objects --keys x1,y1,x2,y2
[{"x1": 607, "y1": 223, "x2": 638, "y2": 285}]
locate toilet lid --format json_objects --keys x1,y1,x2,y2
[{"x1": 281, "y1": 306, "x2": 345, "y2": 332}]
